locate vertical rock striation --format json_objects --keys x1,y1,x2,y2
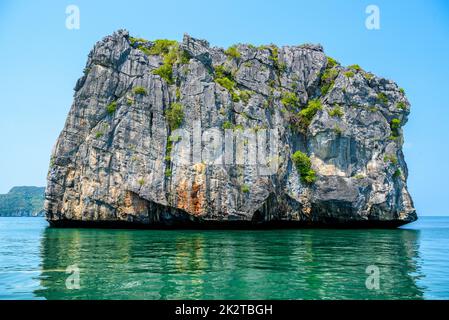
[{"x1": 45, "y1": 30, "x2": 416, "y2": 228}]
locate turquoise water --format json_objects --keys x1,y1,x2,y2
[{"x1": 0, "y1": 217, "x2": 448, "y2": 300}]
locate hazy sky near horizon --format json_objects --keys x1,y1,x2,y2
[{"x1": 0, "y1": 0, "x2": 448, "y2": 216}]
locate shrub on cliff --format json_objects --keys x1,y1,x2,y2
[
  {"x1": 129, "y1": 37, "x2": 148, "y2": 46},
  {"x1": 153, "y1": 63, "x2": 174, "y2": 84},
  {"x1": 328, "y1": 106, "x2": 344, "y2": 118},
  {"x1": 129, "y1": 37, "x2": 152, "y2": 55},
  {"x1": 390, "y1": 118, "x2": 401, "y2": 137},
  {"x1": 377, "y1": 92, "x2": 388, "y2": 105},
  {"x1": 106, "y1": 101, "x2": 117, "y2": 114},
  {"x1": 216, "y1": 77, "x2": 235, "y2": 92},
  {"x1": 165, "y1": 169, "x2": 172, "y2": 177},
  {"x1": 148, "y1": 39, "x2": 178, "y2": 55},
  {"x1": 149, "y1": 39, "x2": 190, "y2": 84},
  {"x1": 384, "y1": 154, "x2": 398, "y2": 165},
  {"x1": 225, "y1": 45, "x2": 241, "y2": 59},
  {"x1": 393, "y1": 169, "x2": 402, "y2": 178},
  {"x1": 281, "y1": 92, "x2": 300, "y2": 110},
  {"x1": 326, "y1": 56, "x2": 339, "y2": 68},
  {"x1": 320, "y1": 67, "x2": 339, "y2": 95},
  {"x1": 320, "y1": 58, "x2": 339, "y2": 95},
  {"x1": 214, "y1": 65, "x2": 241, "y2": 101},
  {"x1": 292, "y1": 151, "x2": 316, "y2": 184},
  {"x1": 133, "y1": 86, "x2": 147, "y2": 95},
  {"x1": 153, "y1": 46, "x2": 179, "y2": 84},
  {"x1": 269, "y1": 46, "x2": 279, "y2": 67},
  {"x1": 239, "y1": 90, "x2": 252, "y2": 104},
  {"x1": 166, "y1": 102, "x2": 184, "y2": 130},
  {"x1": 222, "y1": 121, "x2": 233, "y2": 130},
  {"x1": 397, "y1": 102, "x2": 406, "y2": 110},
  {"x1": 299, "y1": 99, "x2": 323, "y2": 127},
  {"x1": 348, "y1": 64, "x2": 362, "y2": 71}
]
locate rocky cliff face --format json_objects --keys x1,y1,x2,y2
[{"x1": 45, "y1": 30, "x2": 416, "y2": 228}]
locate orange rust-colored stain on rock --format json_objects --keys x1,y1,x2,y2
[
  {"x1": 176, "y1": 178, "x2": 205, "y2": 217},
  {"x1": 121, "y1": 191, "x2": 147, "y2": 214},
  {"x1": 303, "y1": 206, "x2": 312, "y2": 216},
  {"x1": 190, "y1": 181, "x2": 203, "y2": 214},
  {"x1": 176, "y1": 180, "x2": 190, "y2": 213}
]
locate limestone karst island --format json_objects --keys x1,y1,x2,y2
[{"x1": 44, "y1": 30, "x2": 416, "y2": 228}]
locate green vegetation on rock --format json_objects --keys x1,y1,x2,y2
[
  {"x1": 222, "y1": 121, "x2": 244, "y2": 131},
  {"x1": 390, "y1": 118, "x2": 401, "y2": 138},
  {"x1": 299, "y1": 99, "x2": 323, "y2": 127},
  {"x1": 326, "y1": 56, "x2": 339, "y2": 68},
  {"x1": 152, "y1": 43, "x2": 178, "y2": 84},
  {"x1": 165, "y1": 102, "x2": 184, "y2": 130},
  {"x1": 222, "y1": 121, "x2": 233, "y2": 130},
  {"x1": 377, "y1": 92, "x2": 388, "y2": 105},
  {"x1": 153, "y1": 63, "x2": 174, "y2": 84},
  {"x1": 364, "y1": 73, "x2": 374, "y2": 81},
  {"x1": 397, "y1": 102, "x2": 406, "y2": 110},
  {"x1": 179, "y1": 50, "x2": 191, "y2": 65},
  {"x1": 147, "y1": 39, "x2": 190, "y2": 84},
  {"x1": 321, "y1": 66, "x2": 339, "y2": 95},
  {"x1": 269, "y1": 46, "x2": 279, "y2": 66},
  {"x1": 214, "y1": 65, "x2": 241, "y2": 102},
  {"x1": 329, "y1": 106, "x2": 344, "y2": 118},
  {"x1": 165, "y1": 169, "x2": 172, "y2": 177},
  {"x1": 216, "y1": 77, "x2": 235, "y2": 91},
  {"x1": 129, "y1": 37, "x2": 148, "y2": 45},
  {"x1": 133, "y1": 86, "x2": 147, "y2": 95},
  {"x1": 224, "y1": 45, "x2": 241, "y2": 59},
  {"x1": 344, "y1": 71, "x2": 354, "y2": 78},
  {"x1": 148, "y1": 39, "x2": 178, "y2": 55},
  {"x1": 334, "y1": 125, "x2": 343, "y2": 135},
  {"x1": 281, "y1": 91, "x2": 300, "y2": 110},
  {"x1": 393, "y1": 169, "x2": 402, "y2": 178},
  {"x1": 348, "y1": 64, "x2": 362, "y2": 71},
  {"x1": 266, "y1": 45, "x2": 285, "y2": 74},
  {"x1": 384, "y1": 154, "x2": 398, "y2": 165},
  {"x1": 239, "y1": 90, "x2": 252, "y2": 104},
  {"x1": 106, "y1": 101, "x2": 117, "y2": 114},
  {"x1": 129, "y1": 37, "x2": 152, "y2": 55},
  {"x1": 292, "y1": 151, "x2": 316, "y2": 184}
]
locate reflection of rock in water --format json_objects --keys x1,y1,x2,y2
[{"x1": 34, "y1": 228, "x2": 424, "y2": 300}]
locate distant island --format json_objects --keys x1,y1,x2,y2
[{"x1": 0, "y1": 186, "x2": 45, "y2": 217}]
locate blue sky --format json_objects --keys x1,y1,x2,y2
[{"x1": 0, "y1": 0, "x2": 448, "y2": 215}]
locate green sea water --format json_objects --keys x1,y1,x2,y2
[{"x1": 0, "y1": 217, "x2": 448, "y2": 300}]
